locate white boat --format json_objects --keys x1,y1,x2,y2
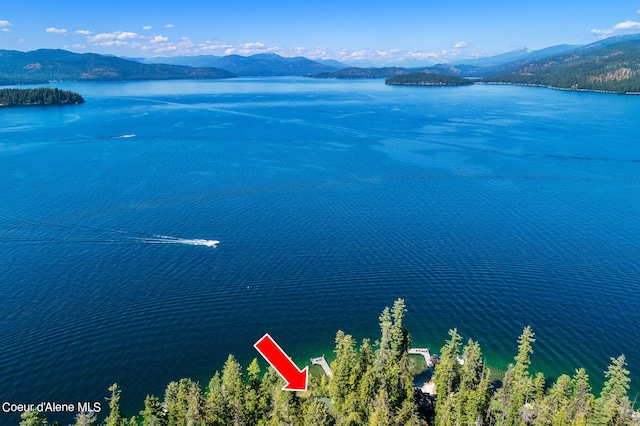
[{"x1": 190, "y1": 239, "x2": 220, "y2": 247}]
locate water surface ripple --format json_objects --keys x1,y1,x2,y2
[{"x1": 1, "y1": 79, "x2": 639, "y2": 422}]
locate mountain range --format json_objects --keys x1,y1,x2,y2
[
  {"x1": 482, "y1": 35, "x2": 640, "y2": 92},
  {"x1": 0, "y1": 49, "x2": 235, "y2": 85},
  {"x1": 140, "y1": 53, "x2": 348, "y2": 76},
  {"x1": 313, "y1": 35, "x2": 640, "y2": 93},
  {"x1": 2, "y1": 35, "x2": 640, "y2": 93}
]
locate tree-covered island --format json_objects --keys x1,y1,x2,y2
[
  {"x1": 385, "y1": 72, "x2": 475, "y2": 86},
  {"x1": 0, "y1": 88, "x2": 84, "y2": 107},
  {"x1": 18, "y1": 300, "x2": 640, "y2": 425}
]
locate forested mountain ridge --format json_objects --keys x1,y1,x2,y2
[
  {"x1": 313, "y1": 64, "x2": 480, "y2": 79},
  {"x1": 0, "y1": 49, "x2": 235, "y2": 85},
  {"x1": 142, "y1": 53, "x2": 348, "y2": 76},
  {"x1": 314, "y1": 36, "x2": 640, "y2": 93},
  {"x1": 483, "y1": 37, "x2": 640, "y2": 93}
]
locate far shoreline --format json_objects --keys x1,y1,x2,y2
[{"x1": 3, "y1": 77, "x2": 640, "y2": 97}]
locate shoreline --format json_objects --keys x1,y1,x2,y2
[{"x1": 476, "y1": 81, "x2": 640, "y2": 95}]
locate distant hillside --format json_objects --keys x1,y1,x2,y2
[
  {"x1": 483, "y1": 36, "x2": 640, "y2": 93},
  {"x1": 313, "y1": 63, "x2": 481, "y2": 80},
  {"x1": 143, "y1": 53, "x2": 348, "y2": 76},
  {"x1": 313, "y1": 67, "x2": 414, "y2": 79},
  {"x1": 0, "y1": 49, "x2": 235, "y2": 85},
  {"x1": 385, "y1": 72, "x2": 474, "y2": 86}
]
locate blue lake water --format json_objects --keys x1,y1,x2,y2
[{"x1": 1, "y1": 78, "x2": 639, "y2": 422}]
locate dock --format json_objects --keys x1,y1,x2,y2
[
  {"x1": 311, "y1": 356, "x2": 332, "y2": 377},
  {"x1": 408, "y1": 348, "x2": 434, "y2": 367}
]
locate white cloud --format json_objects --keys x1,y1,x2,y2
[
  {"x1": 150, "y1": 35, "x2": 169, "y2": 43},
  {"x1": 197, "y1": 40, "x2": 234, "y2": 51},
  {"x1": 117, "y1": 31, "x2": 139, "y2": 39},
  {"x1": 141, "y1": 36, "x2": 194, "y2": 54},
  {"x1": 72, "y1": 25, "x2": 461, "y2": 65},
  {"x1": 591, "y1": 20, "x2": 640, "y2": 37},
  {"x1": 0, "y1": 20, "x2": 12, "y2": 27},
  {"x1": 46, "y1": 27, "x2": 68, "y2": 35},
  {"x1": 223, "y1": 42, "x2": 284, "y2": 56},
  {"x1": 164, "y1": 24, "x2": 174, "y2": 29},
  {"x1": 88, "y1": 32, "x2": 117, "y2": 42},
  {"x1": 0, "y1": 28, "x2": 9, "y2": 33},
  {"x1": 590, "y1": 28, "x2": 612, "y2": 37},
  {"x1": 143, "y1": 25, "x2": 152, "y2": 30},
  {"x1": 87, "y1": 31, "x2": 141, "y2": 46},
  {"x1": 613, "y1": 20, "x2": 640, "y2": 30}
]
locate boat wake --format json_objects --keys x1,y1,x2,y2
[
  {"x1": 145, "y1": 235, "x2": 220, "y2": 247},
  {"x1": 0, "y1": 215, "x2": 219, "y2": 248}
]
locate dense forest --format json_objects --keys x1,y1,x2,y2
[
  {"x1": 313, "y1": 67, "x2": 414, "y2": 79},
  {"x1": 385, "y1": 72, "x2": 474, "y2": 86},
  {"x1": 0, "y1": 88, "x2": 84, "y2": 107},
  {"x1": 19, "y1": 300, "x2": 640, "y2": 425},
  {"x1": 482, "y1": 39, "x2": 640, "y2": 93}
]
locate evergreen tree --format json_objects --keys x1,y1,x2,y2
[
  {"x1": 375, "y1": 299, "x2": 415, "y2": 415},
  {"x1": 19, "y1": 410, "x2": 48, "y2": 426},
  {"x1": 104, "y1": 383, "x2": 126, "y2": 426},
  {"x1": 601, "y1": 355, "x2": 631, "y2": 403},
  {"x1": 242, "y1": 359, "x2": 265, "y2": 426},
  {"x1": 433, "y1": 328, "x2": 463, "y2": 426},
  {"x1": 221, "y1": 355, "x2": 246, "y2": 424},
  {"x1": 570, "y1": 368, "x2": 594, "y2": 423},
  {"x1": 140, "y1": 395, "x2": 167, "y2": 426},
  {"x1": 247, "y1": 358, "x2": 261, "y2": 390},
  {"x1": 73, "y1": 411, "x2": 98, "y2": 426},
  {"x1": 368, "y1": 388, "x2": 393, "y2": 426},
  {"x1": 163, "y1": 378, "x2": 203, "y2": 426},
  {"x1": 508, "y1": 326, "x2": 536, "y2": 426},
  {"x1": 329, "y1": 331, "x2": 359, "y2": 414},
  {"x1": 489, "y1": 327, "x2": 538, "y2": 426},
  {"x1": 376, "y1": 307, "x2": 393, "y2": 373},
  {"x1": 267, "y1": 382, "x2": 302, "y2": 425},
  {"x1": 205, "y1": 372, "x2": 227, "y2": 425},
  {"x1": 534, "y1": 374, "x2": 571, "y2": 426},
  {"x1": 301, "y1": 397, "x2": 334, "y2": 426},
  {"x1": 354, "y1": 365, "x2": 377, "y2": 422},
  {"x1": 591, "y1": 355, "x2": 633, "y2": 426},
  {"x1": 394, "y1": 398, "x2": 423, "y2": 426},
  {"x1": 457, "y1": 339, "x2": 490, "y2": 426},
  {"x1": 390, "y1": 299, "x2": 411, "y2": 359}
]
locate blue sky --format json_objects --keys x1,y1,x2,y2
[{"x1": 2, "y1": 1, "x2": 640, "y2": 65}]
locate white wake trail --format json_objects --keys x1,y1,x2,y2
[
  {"x1": 145, "y1": 235, "x2": 220, "y2": 247},
  {"x1": 0, "y1": 215, "x2": 219, "y2": 248}
]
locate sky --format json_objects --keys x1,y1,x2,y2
[{"x1": 2, "y1": 1, "x2": 640, "y2": 65}]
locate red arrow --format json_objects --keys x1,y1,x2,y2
[{"x1": 254, "y1": 333, "x2": 308, "y2": 391}]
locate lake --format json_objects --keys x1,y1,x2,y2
[{"x1": 1, "y1": 78, "x2": 639, "y2": 423}]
